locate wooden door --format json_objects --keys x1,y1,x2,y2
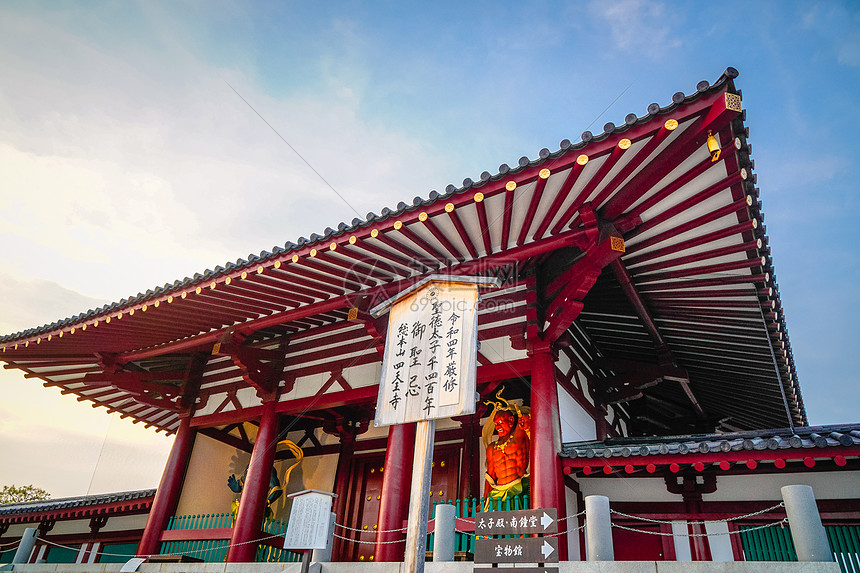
[
  {"x1": 340, "y1": 455, "x2": 385, "y2": 562},
  {"x1": 340, "y1": 446, "x2": 462, "y2": 561}
]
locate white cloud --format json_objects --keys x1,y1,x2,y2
[
  {"x1": 590, "y1": 0, "x2": 682, "y2": 59},
  {"x1": 0, "y1": 7, "x2": 456, "y2": 305}
]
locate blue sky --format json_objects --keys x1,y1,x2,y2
[{"x1": 0, "y1": 1, "x2": 858, "y2": 497}]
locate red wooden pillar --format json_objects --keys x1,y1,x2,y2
[
  {"x1": 529, "y1": 342, "x2": 568, "y2": 559},
  {"x1": 137, "y1": 415, "x2": 196, "y2": 556},
  {"x1": 456, "y1": 414, "x2": 479, "y2": 501},
  {"x1": 331, "y1": 430, "x2": 356, "y2": 560},
  {"x1": 227, "y1": 401, "x2": 279, "y2": 562},
  {"x1": 375, "y1": 422, "x2": 416, "y2": 561}
]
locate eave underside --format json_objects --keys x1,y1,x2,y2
[{"x1": 1, "y1": 71, "x2": 804, "y2": 437}]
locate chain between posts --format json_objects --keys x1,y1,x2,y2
[
  {"x1": 611, "y1": 518, "x2": 789, "y2": 537},
  {"x1": 609, "y1": 502, "x2": 786, "y2": 525},
  {"x1": 22, "y1": 503, "x2": 788, "y2": 557},
  {"x1": 35, "y1": 533, "x2": 285, "y2": 559}
]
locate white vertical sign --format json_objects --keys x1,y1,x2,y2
[
  {"x1": 374, "y1": 279, "x2": 485, "y2": 426},
  {"x1": 283, "y1": 490, "x2": 336, "y2": 550}
]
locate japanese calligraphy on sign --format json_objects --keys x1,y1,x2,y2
[
  {"x1": 474, "y1": 509, "x2": 557, "y2": 535},
  {"x1": 474, "y1": 537, "x2": 559, "y2": 563},
  {"x1": 374, "y1": 278, "x2": 495, "y2": 426}
]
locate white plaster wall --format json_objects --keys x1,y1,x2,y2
[
  {"x1": 577, "y1": 477, "x2": 680, "y2": 503},
  {"x1": 362, "y1": 423, "x2": 391, "y2": 441},
  {"x1": 235, "y1": 386, "x2": 262, "y2": 409},
  {"x1": 2, "y1": 523, "x2": 31, "y2": 538},
  {"x1": 704, "y1": 521, "x2": 734, "y2": 561},
  {"x1": 35, "y1": 520, "x2": 87, "y2": 535},
  {"x1": 558, "y1": 382, "x2": 596, "y2": 443},
  {"x1": 175, "y1": 433, "x2": 248, "y2": 516},
  {"x1": 478, "y1": 336, "x2": 528, "y2": 363},
  {"x1": 343, "y1": 362, "x2": 382, "y2": 388},
  {"x1": 671, "y1": 520, "x2": 692, "y2": 561},
  {"x1": 703, "y1": 471, "x2": 860, "y2": 502},
  {"x1": 98, "y1": 514, "x2": 149, "y2": 533},
  {"x1": 269, "y1": 453, "x2": 339, "y2": 522}
]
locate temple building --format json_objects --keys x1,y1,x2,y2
[{"x1": 1, "y1": 68, "x2": 858, "y2": 567}]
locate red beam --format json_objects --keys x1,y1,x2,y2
[
  {"x1": 445, "y1": 207, "x2": 479, "y2": 259},
  {"x1": 500, "y1": 185, "x2": 515, "y2": 250},
  {"x1": 601, "y1": 90, "x2": 737, "y2": 220},
  {"x1": 118, "y1": 296, "x2": 351, "y2": 363},
  {"x1": 474, "y1": 197, "x2": 493, "y2": 255},
  {"x1": 532, "y1": 162, "x2": 587, "y2": 241},
  {"x1": 552, "y1": 146, "x2": 627, "y2": 235},
  {"x1": 564, "y1": 446, "x2": 860, "y2": 469},
  {"x1": 517, "y1": 175, "x2": 548, "y2": 247},
  {"x1": 420, "y1": 216, "x2": 465, "y2": 262}
]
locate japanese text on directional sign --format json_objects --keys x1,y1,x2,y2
[
  {"x1": 475, "y1": 509, "x2": 557, "y2": 535},
  {"x1": 374, "y1": 281, "x2": 481, "y2": 426},
  {"x1": 474, "y1": 537, "x2": 559, "y2": 563}
]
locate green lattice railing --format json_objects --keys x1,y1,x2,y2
[
  {"x1": 426, "y1": 494, "x2": 530, "y2": 556},
  {"x1": 740, "y1": 523, "x2": 860, "y2": 573},
  {"x1": 160, "y1": 512, "x2": 302, "y2": 563}
]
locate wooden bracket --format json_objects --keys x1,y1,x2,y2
[
  {"x1": 542, "y1": 224, "x2": 625, "y2": 342},
  {"x1": 89, "y1": 515, "x2": 109, "y2": 533},
  {"x1": 591, "y1": 359, "x2": 689, "y2": 405},
  {"x1": 212, "y1": 334, "x2": 285, "y2": 401}
]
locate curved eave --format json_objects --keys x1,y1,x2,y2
[
  {"x1": 0, "y1": 67, "x2": 804, "y2": 432},
  {"x1": 0, "y1": 489, "x2": 155, "y2": 525}
]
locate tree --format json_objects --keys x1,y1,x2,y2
[{"x1": 0, "y1": 485, "x2": 50, "y2": 504}]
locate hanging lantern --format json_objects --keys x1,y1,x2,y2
[{"x1": 707, "y1": 131, "x2": 721, "y2": 162}]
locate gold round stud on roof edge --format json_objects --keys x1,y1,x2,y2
[
  {"x1": 349, "y1": 235, "x2": 357, "y2": 244},
  {"x1": 370, "y1": 229, "x2": 379, "y2": 238},
  {"x1": 393, "y1": 221, "x2": 403, "y2": 230},
  {"x1": 576, "y1": 154, "x2": 589, "y2": 166},
  {"x1": 664, "y1": 119, "x2": 679, "y2": 130},
  {"x1": 418, "y1": 212, "x2": 428, "y2": 221},
  {"x1": 506, "y1": 180, "x2": 517, "y2": 191},
  {"x1": 292, "y1": 254, "x2": 299, "y2": 263},
  {"x1": 474, "y1": 192, "x2": 484, "y2": 202},
  {"x1": 444, "y1": 203, "x2": 455, "y2": 212},
  {"x1": 310, "y1": 249, "x2": 317, "y2": 257},
  {"x1": 539, "y1": 169, "x2": 550, "y2": 179},
  {"x1": 330, "y1": 242, "x2": 337, "y2": 251}
]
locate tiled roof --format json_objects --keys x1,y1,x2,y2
[
  {"x1": 0, "y1": 67, "x2": 803, "y2": 436},
  {"x1": 0, "y1": 69, "x2": 746, "y2": 344},
  {"x1": 0, "y1": 488, "x2": 155, "y2": 518},
  {"x1": 562, "y1": 423, "x2": 860, "y2": 460}
]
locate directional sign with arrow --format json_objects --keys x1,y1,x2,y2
[
  {"x1": 473, "y1": 508, "x2": 558, "y2": 535},
  {"x1": 474, "y1": 537, "x2": 559, "y2": 564}
]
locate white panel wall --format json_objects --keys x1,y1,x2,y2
[
  {"x1": 704, "y1": 521, "x2": 734, "y2": 561},
  {"x1": 479, "y1": 337, "x2": 528, "y2": 363},
  {"x1": 578, "y1": 477, "x2": 681, "y2": 502},
  {"x1": 703, "y1": 471, "x2": 860, "y2": 502},
  {"x1": 176, "y1": 433, "x2": 248, "y2": 516},
  {"x1": 671, "y1": 521, "x2": 692, "y2": 561},
  {"x1": 557, "y1": 382, "x2": 596, "y2": 443}
]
